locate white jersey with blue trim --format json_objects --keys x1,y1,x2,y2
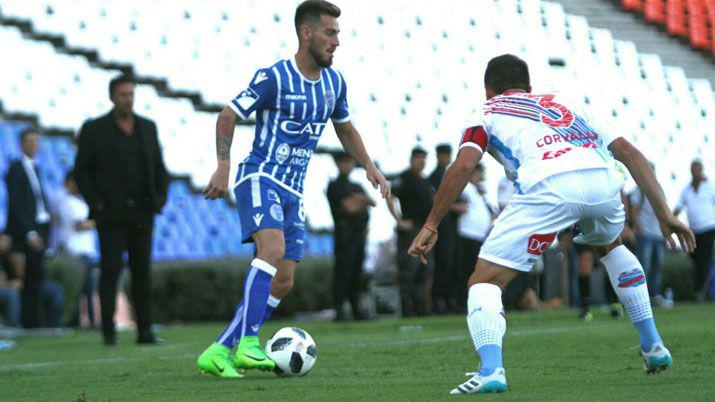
[
  {"x1": 228, "y1": 58, "x2": 350, "y2": 197},
  {"x1": 458, "y1": 92, "x2": 619, "y2": 193}
]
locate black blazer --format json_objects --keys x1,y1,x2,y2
[
  {"x1": 74, "y1": 110, "x2": 169, "y2": 222},
  {"x1": 4, "y1": 159, "x2": 48, "y2": 244}
]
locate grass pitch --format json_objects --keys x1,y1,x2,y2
[{"x1": 1, "y1": 304, "x2": 714, "y2": 401}]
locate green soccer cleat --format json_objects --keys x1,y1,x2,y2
[
  {"x1": 234, "y1": 336, "x2": 275, "y2": 371},
  {"x1": 197, "y1": 342, "x2": 243, "y2": 378}
]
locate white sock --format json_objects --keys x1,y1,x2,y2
[{"x1": 467, "y1": 283, "x2": 506, "y2": 374}]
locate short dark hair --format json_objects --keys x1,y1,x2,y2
[
  {"x1": 295, "y1": 0, "x2": 341, "y2": 33},
  {"x1": 109, "y1": 74, "x2": 135, "y2": 96},
  {"x1": 484, "y1": 54, "x2": 530, "y2": 94},
  {"x1": 411, "y1": 146, "x2": 427, "y2": 158},
  {"x1": 435, "y1": 144, "x2": 452, "y2": 154},
  {"x1": 20, "y1": 127, "x2": 39, "y2": 142}
]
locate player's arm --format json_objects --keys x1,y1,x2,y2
[
  {"x1": 408, "y1": 146, "x2": 483, "y2": 263},
  {"x1": 202, "y1": 106, "x2": 240, "y2": 200},
  {"x1": 608, "y1": 137, "x2": 695, "y2": 252},
  {"x1": 333, "y1": 121, "x2": 390, "y2": 199}
]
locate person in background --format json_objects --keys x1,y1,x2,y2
[
  {"x1": 429, "y1": 144, "x2": 465, "y2": 314},
  {"x1": 327, "y1": 152, "x2": 374, "y2": 321},
  {"x1": 457, "y1": 163, "x2": 492, "y2": 310},
  {"x1": 674, "y1": 159, "x2": 715, "y2": 301},
  {"x1": 74, "y1": 74, "x2": 169, "y2": 345},
  {"x1": 388, "y1": 146, "x2": 434, "y2": 316},
  {"x1": 0, "y1": 234, "x2": 21, "y2": 328},
  {"x1": 55, "y1": 172, "x2": 99, "y2": 327},
  {"x1": 4, "y1": 128, "x2": 53, "y2": 328},
  {"x1": 630, "y1": 163, "x2": 672, "y2": 308}
]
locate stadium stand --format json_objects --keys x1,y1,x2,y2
[{"x1": 0, "y1": 0, "x2": 713, "y2": 254}]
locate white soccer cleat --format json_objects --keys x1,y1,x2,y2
[
  {"x1": 449, "y1": 368, "x2": 507, "y2": 395},
  {"x1": 642, "y1": 343, "x2": 673, "y2": 374}
]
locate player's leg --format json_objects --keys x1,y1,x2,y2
[{"x1": 576, "y1": 244, "x2": 594, "y2": 321}]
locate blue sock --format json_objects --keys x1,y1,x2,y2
[
  {"x1": 262, "y1": 295, "x2": 281, "y2": 324},
  {"x1": 239, "y1": 259, "x2": 275, "y2": 338},
  {"x1": 633, "y1": 318, "x2": 662, "y2": 352},
  {"x1": 477, "y1": 344, "x2": 503, "y2": 376},
  {"x1": 217, "y1": 301, "x2": 244, "y2": 348}
]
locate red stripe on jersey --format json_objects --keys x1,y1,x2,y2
[{"x1": 461, "y1": 126, "x2": 488, "y2": 152}]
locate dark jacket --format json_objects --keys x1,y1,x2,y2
[
  {"x1": 4, "y1": 159, "x2": 48, "y2": 244},
  {"x1": 74, "y1": 111, "x2": 169, "y2": 222}
]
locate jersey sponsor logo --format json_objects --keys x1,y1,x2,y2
[
  {"x1": 233, "y1": 87, "x2": 260, "y2": 110},
  {"x1": 527, "y1": 232, "x2": 556, "y2": 255},
  {"x1": 280, "y1": 120, "x2": 327, "y2": 136},
  {"x1": 270, "y1": 204, "x2": 284, "y2": 222},
  {"x1": 253, "y1": 213, "x2": 264, "y2": 226},
  {"x1": 285, "y1": 94, "x2": 308, "y2": 101},
  {"x1": 617, "y1": 269, "x2": 646, "y2": 288},
  {"x1": 253, "y1": 71, "x2": 269, "y2": 85},
  {"x1": 276, "y1": 143, "x2": 291, "y2": 163}
]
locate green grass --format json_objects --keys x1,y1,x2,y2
[{"x1": 1, "y1": 304, "x2": 714, "y2": 401}]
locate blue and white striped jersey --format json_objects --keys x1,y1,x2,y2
[{"x1": 228, "y1": 58, "x2": 350, "y2": 197}]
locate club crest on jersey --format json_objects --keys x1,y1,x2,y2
[
  {"x1": 324, "y1": 90, "x2": 335, "y2": 108},
  {"x1": 270, "y1": 204, "x2": 284, "y2": 222},
  {"x1": 275, "y1": 143, "x2": 291, "y2": 163},
  {"x1": 232, "y1": 87, "x2": 259, "y2": 110}
]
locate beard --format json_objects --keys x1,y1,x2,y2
[{"x1": 309, "y1": 45, "x2": 333, "y2": 68}]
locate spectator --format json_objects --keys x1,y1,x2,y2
[
  {"x1": 4, "y1": 128, "x2": 52, "y2": 328},
  {"x1": 674, "y1": 160, "x2": 715, "y2": 301},
  {"x1": 388, "y1": 146, "x2": 434, "y2": 316},
  {"x1": 74, "y1": 74, "x2": 169, "y2": 345},
  {"x1": 630, "y1": 163, "x2": 672, "y2": 308},
  {"x1": 55, "y1": 172, "x2": 99, "y2": 327},
  {"x1": 327, "y1": 152, "x2": 374, "y2": 321},
  {"x1": 0, "y1": 234, "x2": 21, "y2": 328},
  {"x1": 428, "y1": 144, "x2": 465, "y2": 314},
  {"x1": 457, "y1": 163, "x2": 492, "y2": 309}
]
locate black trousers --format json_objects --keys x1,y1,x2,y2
[
  {"x1": 333, "y1": 230, "x2": 366, "y2": 316},
  {"x1": 21, "y1": 224, "x2": 50, "y2": 328},
  {"x1": 97, "y1": 216, "x2": 154, "y2": 339},
  {"x1": 431, "y1": 217, "x2": 459, "y2": 309},
  {"x1": 397, "y1": 226, "x2": 432, "y2": 316},
  {"x1": 458, "y1": 236, "x2": 483, "y2": 308},
  {"x1": 691, "y1": 229, "x2": 715, "y2": 295}
]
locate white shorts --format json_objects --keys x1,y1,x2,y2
[{"x1": 479, "y1": 168, "x2": 625, "y2": 272}]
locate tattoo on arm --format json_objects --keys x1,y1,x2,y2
[{"x1": 216, "y1": 110, "x2": 236, "y2": 162}]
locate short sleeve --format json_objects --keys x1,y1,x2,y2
[
  {"x1": 459, "y1": 109, "x2": 489, "y2": 153},
  {"x1": 331, "y1": 72, "x2": 350, "y2": 123},
  {"x1": 227, "y1": 68, "x2": 277, "y2": 120}
]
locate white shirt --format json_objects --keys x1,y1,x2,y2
[
  {"x1": 677, "y1": 180, "x2": 715, "y2": 234},
  {"x1": 55, "y1": 188, "x2": 97, "y2": 257},
  {"x1": 458, "y1": 182, "x2": 492, "y2": 241},
  {"x1": 631, "y1": 188, "x2": 663, "y2": 239},
  {"x1": 497, "y1": 176, "x2": 515, "y2": 209},
  {"x1": 21, "y1": 155, "x2": 51, "y2": 225},
  {"x1": 459, "y1": 92, "x2": 618, "y2": 193}
]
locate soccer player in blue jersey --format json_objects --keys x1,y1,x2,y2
[{"x1": 196, "y1": 0, "x2": 390, "y2": 378}]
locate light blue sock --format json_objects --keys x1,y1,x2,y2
[
  {"x1": 633, "y1": 318, "x2": 662, "y2": 352},
  {"x1": 239, "y1": 259, "x2": 276, "y2": 338},
  {"x1": 477, "y1": 344, "x2": 503, "y2": 376}
]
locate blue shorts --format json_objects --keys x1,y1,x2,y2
[{"x1": 235, "y1": 176, "x2": 306, "y2": 261}]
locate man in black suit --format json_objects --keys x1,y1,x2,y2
[
  {"x1": 74, "y1": 75, "x2": 169, "y2": 345},
  {"x1": 4, "y1": 128, "x2": 52, "y2": 328}
]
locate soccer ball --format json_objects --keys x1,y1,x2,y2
[{"x1": 265, "y1": 327, "x2": 317, "y2": 376}]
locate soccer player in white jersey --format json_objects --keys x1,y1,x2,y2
[
  {"x1": 197, "y1": 0, "x2": 389, "y2": 378},
  {"x1": 408, "y1": 54, "x2": 696, "y2": 394}
]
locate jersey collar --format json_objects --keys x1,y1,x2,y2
[{"x1": 290, "y1": 57, "x2": 322, "y2": 85}]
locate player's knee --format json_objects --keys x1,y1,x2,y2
[{"x1": 272, "y1": 275, "x2": 293, "y2": 297}]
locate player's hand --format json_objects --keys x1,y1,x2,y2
[
  {"x1": 366, "y1": 166, "x2": 390, "y2": 199},
  {"x1": 408, "y1": 226, "x2": 438, "y2": 264},
  {"x1": 659, "y1": 215, "x2": 696, "y2": 253},
  {"x1": 203, "y1": 165, "x2": 230, "y2": 200}
]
